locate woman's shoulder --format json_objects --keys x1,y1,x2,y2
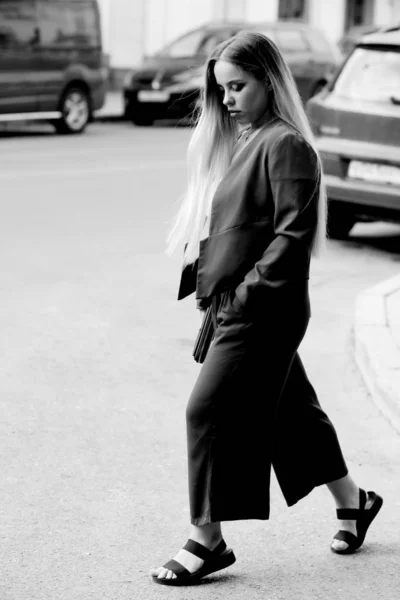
[
  {"x1": 259, "y1": 119, "x2": 308, "y2": 150},
  {"x1": 261, "y1": 120, "x2": 318, "y2": 178}
]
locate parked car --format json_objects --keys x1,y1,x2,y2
[
  {"x1": 123, "y1": 20, "x2": 341, "y2": 126},
  {"x1": 0, "y1": 0, "x2": 107, "y2": 134},
  {"x1": 306, "y1": 28, "x2": 400, "y2": 238}
]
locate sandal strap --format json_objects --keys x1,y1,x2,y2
[
  {"x1": 336, "y1": 488, "x2": 368, "y2": 520},
  {"x1": 183, "y1": 539, "x2": 213, "y2": 561},
  {"x1": 212, "y1": 539, "x2": 227, "y2": 556},
  {"x1": 163, "y1": 559, "x2": 191, "y2": 578},
  {"x1": 162, "y1": 539, "x2": 227, "y2": 579},
  {"x1": 333, "y1": 529, "x2": 358, "y2": 546}
]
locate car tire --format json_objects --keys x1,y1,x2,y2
[
  {"x1": 54, "y1": 87, "x2": 91, "y2": 134},
  {"x1": 327, "y1": 201, "x2": 356, "y2": 239}
]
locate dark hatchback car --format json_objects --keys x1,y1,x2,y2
[
  {"x1": 0, "y1": 0, "x2": 106, "y2": 134},
  {"x1": 124, "y1": 20, "x2": 341, "y2": 126},
  {"x1": 306, "y1": 28, "x2": 400, "y2": 238}
]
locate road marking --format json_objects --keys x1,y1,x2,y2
[{"x1": 0, "y1": 160, "x2": 184, "y2": 180}]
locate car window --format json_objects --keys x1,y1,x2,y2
[
  {"x1": 199, "y1": 31, "x2": 233, "y2": 56},
  {"x1": 332, "y1": 46, "x2": 400, "y2": 102},
  {"x1": 0, "y1": 0, "x2": 37, "y2": 49},
  {"x1": 160, "y1": 29, "x2": 205, "y2": 58},
  {"x1": 36, "y1": 0, "x2": 100, "y2": 47},
  {"x1": 274, "y1": 29, "x2": 310, "y2": 52}
]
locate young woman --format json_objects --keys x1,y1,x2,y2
[{"x1": 150, "y1": 31, "x2": 383, "y2": 586}]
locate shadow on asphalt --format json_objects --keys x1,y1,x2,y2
[
  {"x1": 335, "y1": 223, "x2": 400, "y2": 260},
  {"x1": 0, "y1": 126, "x2": 55, "y2": 138},
  {"x1": 188, "y1": 572, "x2": 239, "y2": 585}
]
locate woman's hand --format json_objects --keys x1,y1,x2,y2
[{"x1": 199, "y1": 309, "x2": 206, "y2": 322}]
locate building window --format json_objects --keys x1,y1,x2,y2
[
  {"x1": 278, "y1": 0, "x2": 307, "y2": 20},
  {"x1": 345, "y1": 0, "x2": 374, "y2": 29}
]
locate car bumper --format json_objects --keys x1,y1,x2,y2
[
  {"x1": 123, "y1": 88, "x2": 199, "y2": 120},
  {"x1": 325, "y1": 173, "x2": 400, "y2": 211}
]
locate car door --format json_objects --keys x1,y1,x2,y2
[
  {"x1": 0, "y1": 0, "x2": 40, "y2": 115},
  {"x1": 33, "y1": 0, "x2": 74, "y2": 111},
  {"x1": 274, "y1": 28, "x2": 315, "y2": 101},
  {"x1": 34, "y1": 0, "x2": 102, "y2": 112}
]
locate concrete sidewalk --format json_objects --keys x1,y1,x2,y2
[
  {"x1": 354, "y1": 273, "x2": 400, "y2": 435},
  {"x1": 94, "y1": 91, "x2": 125, "y2": 120}
]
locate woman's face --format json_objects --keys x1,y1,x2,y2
[{"x1": 213, "y1": 59, "x2": 269, "y2": 126}]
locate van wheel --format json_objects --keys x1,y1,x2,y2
[
  {"x1": 327, "y1": 201, "x2": 356, "y2": 239},
  {"x1": 54, "y1": 87, "x2": 90, "y2": 134}
]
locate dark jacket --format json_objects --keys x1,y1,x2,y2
[{"x1": 177, "y1": 120, "x2": 320, "y2": 313}]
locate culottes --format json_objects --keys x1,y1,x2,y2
[{"x1": 186, "y1": 286, "x2": 348, "y2": 526}]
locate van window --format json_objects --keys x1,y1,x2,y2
[
  {"x1": 275, "y1": 29, "x2": 310, "y2": 52},
  {"x1": 36, "y1": 0, "x2": 100, "y2": 48},
  {"x1": 0, "y1": 0, "x2": 37, "y2": 49}
]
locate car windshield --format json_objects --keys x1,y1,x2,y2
[
  {"x1": 332, "y1": 46, "x2": 400, "y2": 102},
  {"x1": 158, "y1": 29, "x2": 204, "y2": 58}
]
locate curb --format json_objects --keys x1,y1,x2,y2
[{"x1": 354, "y1": 274, "x2": 400, "y2": 435}]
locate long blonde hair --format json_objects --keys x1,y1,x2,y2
[{"x1": 166, "y1": 31, "x2": 327, "y2": 266}]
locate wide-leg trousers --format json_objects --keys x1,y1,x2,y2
[{"x1": 186, "y1": 287, "x2": 348, "y2": 526}]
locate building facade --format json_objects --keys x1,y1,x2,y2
[{"x1": 98, "y1": 0, "x2": 400, "y2": 87}]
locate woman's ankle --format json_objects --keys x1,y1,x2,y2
[
  {"x1": 189, "y1": 523, "x2": 222, "y2": 546},
  {"x1": 326, "y1": 475, "x2": 360, "y2": 508}
]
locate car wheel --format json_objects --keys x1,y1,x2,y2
[
  {"x1": 327, "y1": 201, "x2": 356, "y2": 239},
  {"x1": 54, "y1": 87, "x2": 90, "y2": 134}
]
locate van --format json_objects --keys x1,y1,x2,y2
[{"x1": 0, "y1": 0, "x2": 106, "y2": 134}]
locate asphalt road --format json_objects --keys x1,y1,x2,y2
[{"x1": 1, "y1": 121, "x2": 400, "y2": 600}]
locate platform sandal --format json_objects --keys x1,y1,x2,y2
[
  {"x1": 331, "y1": 488, "x2": 383, "y2": 555},
  {"x1": 152, "y1": 539, "x2": 236, "y2": 586}
]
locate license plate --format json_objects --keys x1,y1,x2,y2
[
  {"x1": 137, "y1": 90, "x2": 170, "y2": 103},
  {"x1": 348, "y1": 160, "x2": 400, "y2": 186}
]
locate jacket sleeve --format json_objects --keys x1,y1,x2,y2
[{"x1": 235, "y1": 130, "x2": 320, "y2": 309}]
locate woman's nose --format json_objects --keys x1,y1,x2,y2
[{"x1": 222, "y1": 92, "x2": 234, "y2": 107}]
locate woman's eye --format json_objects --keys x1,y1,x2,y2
[{"x1": 231, "y1": 83, "x2": 244, "y2": 92}]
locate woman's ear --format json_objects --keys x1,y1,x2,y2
[{"x1": 265, "y1": 79, "x2": 273, "y2": 92}]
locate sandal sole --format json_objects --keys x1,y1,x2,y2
[{"x1": 152, "y1": 549, "x2": 236, "y2": 586}]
